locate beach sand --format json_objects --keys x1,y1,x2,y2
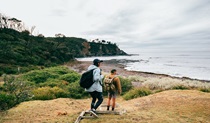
[
  {"x1": 66, "y1": 60, "x2": 210, "y2": 90},
  {"x1": 66, "y1": 60, "x2": 210, "y2": 83}
]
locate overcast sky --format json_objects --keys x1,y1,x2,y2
[{"x1": 1, "y1": 0, "x2": 210, "y2": 53}]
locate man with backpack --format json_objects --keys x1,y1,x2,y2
[
  {"x1": 104, "y1": 69, "x2": 122, "y2": 111},
  {"x1": 85, "y1": 58, "x2": 104, "y2": 113}
]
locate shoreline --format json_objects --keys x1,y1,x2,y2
[{"x1": 66, "y1": 59, "x2": 210, "y2": 83}]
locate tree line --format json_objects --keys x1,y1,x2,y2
[{"x1": 0, "y1": 13, "x2": 127, "y2": 75}]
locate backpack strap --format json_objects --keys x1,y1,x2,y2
[
  {"x1": 111, "y1": 77, "x2": 116, "y2": 84},
  {"x1": 106, "y1": 75, "x2": 116, "y2": 84}
]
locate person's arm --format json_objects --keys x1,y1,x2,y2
[
  {"x1": 93, "y1": 68, "x2": 104, "y2": 82},
  {"x1": 115, "y1": 77, "x2": 122, "y2": 94}
]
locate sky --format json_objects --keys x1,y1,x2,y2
[{"x1": 1, "y1": 0, "x2": 210, "y2": 53}]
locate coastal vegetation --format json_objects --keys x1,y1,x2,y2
[
  {"x1": 0, "y1": 13, "x2": 127, "y2": 75},
  {"x1": 0, "y1": 66, "x2": 133, "y2": 111},
  {"x1": 1, "y1": 65, "x2": 210, "y2": 111},
  {"x1": 127, "y1": 75, "x2": 210, "y2": 91},
  {"x1": 121, "y1": 75, "x2": 210, "y2": 100}
]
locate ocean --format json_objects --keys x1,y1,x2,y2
[{"x1": 76, "y1": 51, "x2": 210, "y2": 81}]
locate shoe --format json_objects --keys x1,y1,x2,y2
[
  {"x1": 91, "y1": 108, "x2": 96, "y2": 113},
  {"x1": 90, "y1": 108, "x2": 96, "y2": 116}
]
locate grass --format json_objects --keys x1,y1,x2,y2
[
  {"x1": 1, "y1": 64, "x2": 210, "y2": 122},
  {"x1": 0, "y1": 82, "x2": 4, "y2": 86},
  {"x1": 123, "y1": 87, "x2": 152, "y2": 100},
  {"x1": 1, "y1": 90, "x2": 210, "y2": 123},
  {"x1": 0, "y1": 76, "x2": 4, "y2": 86},
  {"x1": 199, "y1": 88, "x2": 210, "y2": 93},
  {"x1": 127, "y1": 75, "x2": 210, "y2": 91}
]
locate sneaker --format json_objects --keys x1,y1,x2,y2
[
  {"x1": 90, "y1": 108, "x2": 96, "y2": 116},
  {"x1": 91, "y1": 108, "x2": 96, "y2": 113}
]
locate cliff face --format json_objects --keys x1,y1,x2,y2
[{"x1": 81, "y1": 42, "x2": 127, "y2": 57}]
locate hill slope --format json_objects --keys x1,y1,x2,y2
[
  {"x1": 1, "y1": 90, "x2": 210, "y2": 123},
  {"x1": 0, "y1": 28, "x2": 127, "y2": 75}
]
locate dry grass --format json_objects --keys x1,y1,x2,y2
[
  {"x1": 1, "y1": 98, "x2": 90, "y2": 123},
  {"x1": 128, "y1": 75, "x2": 210, "y2": 90},
  {"x1": 122, "y1": 90, "x2": 210, "y2": 123},
  {"x1": 0, "y1": 82, "x2": 4, "y2": 86},
  {"x1": 0, "y1": 76, "x2": 4, "y2": 85},
  {"x1": 1, "y1": 90, "x2": 210, "y2": 123}
]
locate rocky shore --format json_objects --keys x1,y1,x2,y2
[{"x1": 66, "y1": 59, "x2": 210, "y2": 84}]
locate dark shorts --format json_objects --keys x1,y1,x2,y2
[{"x1": 108, "y1": 91, "x2": 117, "y2": 98}]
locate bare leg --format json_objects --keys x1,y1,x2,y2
[
  {"x1": 112, "y1": 98, "x2": 116, "y2": 111},
  {"x1": 107, "y1": 96, "x2": 111, "y2": 110}
]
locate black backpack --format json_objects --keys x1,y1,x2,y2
[{"x1": 79, "y1": 68, "x2": 96, "y2": 89}]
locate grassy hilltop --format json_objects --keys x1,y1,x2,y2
[
  {"x1": 0, "y1": 63, "x2": 210, "y2": 123},
  {"x1": 1, "y1": 90, "x2": 210, "y2": 123}
]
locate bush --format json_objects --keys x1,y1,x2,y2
[
  {"x1": 67, "y1": 81, "x2": 89, "y2": 99},
  {"x1": 18, "y1": 66, "x2": 40, "y2": 73},
  {"x1": 32, "y1": 86, "x2": 68, "y2": 100},
  {"x1": 0, "y1": 92, "x2": 16, "y2": 111},
  {"x1": 39, "y1": 79, "x2": 62, "y2": 87},
  {"x1": 0, "y1": 65, "x2": 18, "y2": 75},
  {"x1": 172, "y1": 85, "x2": 189, "y2": 90},
  {"x1": 22, "y1": 70, "x2": 59, "y2": 84},
  {"x1": 119, "y1": 77, "x2": 133, "y2": 94},
  {"x1": 3, "y1": 75, "x2": 33, "y2": 104},
  {"x1": 59, "y1": 73, "x2": 81, "y2": 83},
  {"x1": 21, "y1": 66, "x2": 76, "y2": 84},
  {"x1": 123, "y1": 87, "x2": 152, "y2": 100},
  {"x1": 199, "y1": 88, "x2": 210, "y2": 93},
  {"x1": 44, "y1": 66, "x2": 74, "y2": 75}
]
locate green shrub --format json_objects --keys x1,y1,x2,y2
[
  {"x1": 3, "y1": 75, "x2": 33, "y2": 104},
  {"x1": 0, "y1": 92, "x2": 16, "y2": 111},
  {"x1": 119, "y1": 77, "x2": 133, "y2": 94},
  {"x1": 51, "y1": 86, "x2": 69, "y2": 98},
  {"x1": 18, "y1": 66, "x2": 40, "y2": 73},
  {"x1": 22, "y1": 71, "x2": 59, "y2": 84},
  {"x1": 0, "y1": 65, "x2": 18, "y2": 74},
  {"x1": 59, "y1": 73, "x2": 81, "y2": 83},
  {"x1": 39, "y1": 79, "x2": 62, "y2": 87},
  {"x1": 32, "y1": 86, "x2": 68, "y2": 100},
  {"x1": 67, "y1": 81, "x2": 89, "y2": 99},
  {"x1": 172, "y1": 85, "x2": 189, "y2": 90},
  {"x1": 21, "y1": 66, "x2": 76, "y2": 84},
  {"x1": 44, "y1": 66, "x2": 75, "y2": 75},
  {"x1": 199, "y1": 88, "x2": 210, "y2": 93},
  {"x1": 123, "y1": 87, "x2": 152, "y2": 100}
]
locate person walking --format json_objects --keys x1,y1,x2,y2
[
  {"x1": 105, "y1": 69, "x2": 122, "y2": 111},
  {"x1": 86, "y1": 58, "x2": 104, "y2": 113}
]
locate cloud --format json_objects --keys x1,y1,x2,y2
[
  {"x1": 1, "y1": 0, "x2": 210, "y2": 53},
  {"x1": 49, "y1": 0, "x2": 69, "y2": 16}
]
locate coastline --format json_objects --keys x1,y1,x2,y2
[{"x1": 66, "y1": 59, "x2": 210, "y2": 83}]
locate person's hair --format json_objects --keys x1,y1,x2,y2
[
  {"x1": 111, "y1": 69, "x2": 116, "y2": 73},
  {"x1": 93, "y1": 62, "x2": 99, "y2": 67}
]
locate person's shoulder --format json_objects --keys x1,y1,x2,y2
[
  {"x1": 93, "y1": 67, "x2": 100, "y2": 73},
  {"x1": 113, "y1": 76, "x2": 120, "y2": 81},
  {"x1": 88, "y1": 65, "x2": 98, "y2": 70}
]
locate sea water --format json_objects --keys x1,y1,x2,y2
[{"x1": 76, "y1": 51, "x2": 210, "y2": 81}]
